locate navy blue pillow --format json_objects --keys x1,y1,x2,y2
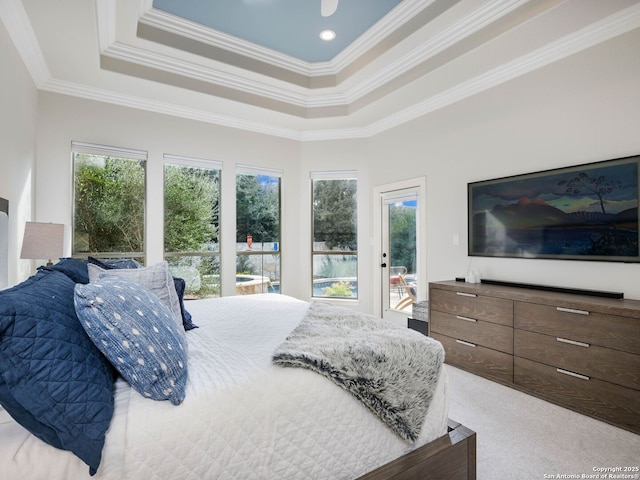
[
  {"x1": 43, "y1": 257, "x2": 89, "y2": 284},
  {"x1": 0, "y1": 270, "x2": 115, "y2": 475},
  {"x1": 173, "y1": 277, "x2": 197, "y2": 331},
  {"x1": 0, "y1": 379, "x2": 64, "y2": 448},
  {"x1": 88, "y1": 256, "x2": 142, "y2": 270}
]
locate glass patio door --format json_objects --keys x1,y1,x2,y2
[{"x1": 381, "y1": 189, "x2": 419, "y2": 320}]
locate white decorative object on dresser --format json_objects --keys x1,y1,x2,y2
[{"x1": 429, "y1": 280, "x2": 640, "y2": 435}]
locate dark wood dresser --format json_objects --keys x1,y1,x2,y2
[{"x1": 429, "y1": 280, "x2": 640, "y2": 435}]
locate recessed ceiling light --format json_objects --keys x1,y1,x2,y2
[{"x1": 319, "y1": 30, "x2": 336, "y2": 41}]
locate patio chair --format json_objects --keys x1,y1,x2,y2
[{"x1": 394, "y1": 274, "x2": 417, "y2": 310}]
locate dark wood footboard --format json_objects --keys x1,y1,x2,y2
[{"x1": 357, "y1": 419, "x2": 476, "y2": 480}]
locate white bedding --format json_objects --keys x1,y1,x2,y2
[{"x1": 0, "y1": 294, "x2": 448, "y2": 480}]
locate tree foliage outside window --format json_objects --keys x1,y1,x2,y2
[
  {"x1": 236, "y1": 172, "x2": 281, "y2": 294},
  {"x1": 164, "y1": 165, "x2": 219, "y2": 252},
  {"x1": 73, "y1": 153, "x2": 145, "y2": 256},
  {"x1": 313, "y1": 179, "x2": 357, "y2": 250},
  {"x1": 389, "y1": 202, "x2": 417, "y2": 275},
  {"x1": 164, "y1": 163, "x2": 220, "y2": 298},
  {"x1": 236, "y1": 174, "x2": 280, "y2": 243},
  {"x1": 312, "y1": 177, "x2": 357, "y2": 298}
]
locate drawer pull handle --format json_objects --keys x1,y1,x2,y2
[
  {"x1": 556, "y1": 368, "x2": 590, "y2": 381},
  {"x1": 456, "y1": 292, "x2": 477, "y2": 298},
  {"x1": 556, "y1": 307, "x2": 589, "y2": 315},
  {"x1": 456, "y1": 339, "x2": 477, "y2": 348},
  {"x1": 456, "y1": 315, "x2": 477, "y2": 323},
  {"x1": 556, "y1": 337, "x2": 590, "y2": 348}
]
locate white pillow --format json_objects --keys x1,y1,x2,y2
[{"x1": 88, "y1": 261, "x2": 182, "y2": 327}]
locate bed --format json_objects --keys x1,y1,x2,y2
[{"x1": 0, "y1": 259, "x2": 475, "y2": 479}]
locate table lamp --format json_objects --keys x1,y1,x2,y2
[{"x1": 20, "y1": 222, "x2": 64, "y2": 266}]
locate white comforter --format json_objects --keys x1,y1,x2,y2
[{"x1": 1, "y1": 294, "x2": 448, "y2": 480}]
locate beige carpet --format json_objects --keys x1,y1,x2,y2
[{"x1": 445, "y1": 365, "x2": 640, "y2": 480}]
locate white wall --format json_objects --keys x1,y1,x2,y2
[
  {"x1": 367, "y1": 28, "x2": 640, "y2": 300},
  {"x1": 0, "y1": 18, "x2": 38, "y2": 286}
]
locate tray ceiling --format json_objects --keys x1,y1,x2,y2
[
  {"x1": 151, "y1": 0, "x2": 404, "y2": 63},
  {"x1": 3, "y1": 0, "x2": 640, "y2": 140}
]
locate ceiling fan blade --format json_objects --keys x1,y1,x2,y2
[{"x1": 321, "y1": 0, "x2": 339, "y2": 17}]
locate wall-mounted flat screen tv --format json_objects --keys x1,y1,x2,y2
[{"x1": 468, "y1": 155, "x2": 639, "y2": 262}]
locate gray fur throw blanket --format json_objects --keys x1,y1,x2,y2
[{"x1": 272, "y1": 301, "x2": 444, "y2": 442}]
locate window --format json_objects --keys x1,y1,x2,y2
[
  {"x1": 311, "y1": 172, "x2": 358, "y2": 299},
  {"x1": 72, "y1": 142, "x2": 146, "y2": 261},
  {"x1": 236, "y1": 166, "x2": 281, "y2": 295},
  {"x1": 164, "y1": 156, "x2": 221, "y2": 299}
]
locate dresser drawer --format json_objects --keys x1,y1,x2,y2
[
  {"x1": 514, "y1": 329, "x2": 640, "y2": 390},
  {"x1": 431, "y1": 310, "x2": 513, "y2": 354},
  {"x1": 432, "y1": 333, "x2": 513, "y2": 384},
  {"x1": 514, "y1": 357, "x2": 640, "y2": 434},
  {"x1": 430, "y1": 288, "x2": 513, "y2": 326},
  {"x1": 514, "y1": 301, "x2": 640, "y2": 355}
]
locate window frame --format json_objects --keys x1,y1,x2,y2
[
  {"x1": 310, "y1": 170, "x2": 358, "y2": 299},
  {"x1": 163, "y1": 154, "x2": 222, "y2": 298},
  {"x1": 71, "y1": 141, "x2": 147, "y2": 261},
  {"x1": 235, "y1": 165, "x2": 282, "y2": 295}
]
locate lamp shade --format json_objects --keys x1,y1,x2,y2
[{"x1": 20, "y1": 222, "x2": 65, "y2": 264}]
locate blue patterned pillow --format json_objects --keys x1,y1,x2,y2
[
  {"x1": 74, "y1": 275, "x2": 188, "y2": 405},
  {"x1": 0, "y1": 270, "x2": 115, "y2": 475}
]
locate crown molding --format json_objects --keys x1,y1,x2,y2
[
  {"x1": 96, "y1": 0, "x2": 116, "y2": 52},
  {"x1": 328, "y1": 0, "x2": 434, "y2": 73},
  {"x1": 344, "y1": 0, "x2": 528, "y2": 101},
  {"x1": 0, "y1": 0, "x2": 50, "y2": 87},
  {"x1": 137, "y1": 0, "x2": 432, "y2": 78},
  {"x1": 101, "y1": 42, "x2": 329, "y2": 108},
  {"x1": 138, "y1": 6, "x2": 322, "y2": 78},
  {"x1": 40, "y1": 78, "x2": 304, "y2": 141},
  {"x1": 365, "y1": 2, "x2": 640, "y2": 137},
  {"x1": 300, "y1": 128, "x2": 369, "y2": 142}
]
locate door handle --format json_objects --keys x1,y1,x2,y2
[{"x1": 381, "y1": 263, "x2": 387, "y2": 268}]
